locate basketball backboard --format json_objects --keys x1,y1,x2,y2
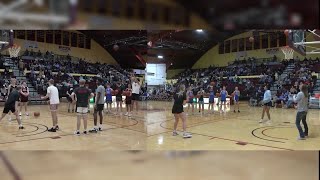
[{"x1": 288, "y1": 29, "x2": 320, "y2": 55}]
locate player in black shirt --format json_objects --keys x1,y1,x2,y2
[
  {"x1": 172, "y1": 84, "x2": 192, "y2": 138},
  {"x1": 66, "y1": 84, "x2": 75, "y2": 113},
  {"x1": 0, "y1": 86, "x2": 24, "y2": 129}
]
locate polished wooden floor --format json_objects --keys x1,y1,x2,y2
[
  {"x1": 0, "y1": 151, "x2": 318, "y2": 180},
  {"x1": 146, "y1": 101, "x2": 320, "y2": 150},
  {"x1": 0, "y1": 102, "x2": 146, "y2": 150},
  {"x1": 0, "y1": 101, "x2": 319, "y2": 150}
]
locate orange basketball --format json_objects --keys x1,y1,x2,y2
[{"x1": 34, "y1": 112, "x2": 40, "y2": 117}]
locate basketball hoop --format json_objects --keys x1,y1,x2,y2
[
  {"x1": 281, "y1": 46, "x2": 294, "y2": 60},
  {"x1": 8, "y1": 44, "x2": 21, "y2": 58}
]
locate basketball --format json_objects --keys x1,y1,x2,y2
[
  {"x1": 113, "y1": 44, "x2": 119, "y2": 51},
  {"x1": 249, "y1": 36, "x2": 254, "y2": 42},
  {"x1": 34, "y1": 112, "x2": 40, "y2": 117}
]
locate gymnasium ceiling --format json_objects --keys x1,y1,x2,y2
[{"x1": 82, "y1": 30, "x2": 241, "y2": 70}]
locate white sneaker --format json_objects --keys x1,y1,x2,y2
[
  {"x1": 183, "y1": 132, "x2": 192, "y2": 138},
  {"x1": 172, "y1": 131, "x2": 179, "y2": 136},
  {"x1": 124, "y1": 112, "x2": 128, "y2": 116},
  {"x1": 128, "y1": 113, "x2": 131, "y2": 117},
  {"x1": 19, "y1": 112, "x2": 22, "y2": 116},
  {"x1": 8, "y1": 117, "x2": 12, "y2": 121},
  {"x1": 259, "y1": 119, "x2": 263, "y2": 123},
  {"x1": 25, "y1": 112, "x2": 29, "y2": 116},
  {"x1": 74, "y1": 131, "x2": 80, "y2": 136}
]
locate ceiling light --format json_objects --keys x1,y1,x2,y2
[
  {"x1": 196, "y1": 29, "x2": 203, "y2": 32},
  {"x1": 158, "y1": 55, "x2": 163, "y2": 59}
]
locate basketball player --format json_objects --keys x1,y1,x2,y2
[
  {"x1": 7, "y1": 77, "x2": 17, "y2": 121},
  {"x1": 114, "y1": 84, "x2": 123, "y2": 116},
  {"x1": 90, "y1": 79, "x2": 105, "y2": 133},
  {"x1": 186, "y1": 87, "x2": 194, "y2": 115},
  {"x1": 71, "y1": 79, "x2": 94, "y2": 135},
  {"x1": 131, "y1": 74, "x2": 141, "y2": 114},
  {"x1": 0, "y1": 86, "x2": 24, "y2": 129},
  {"x1": 208, "y1": 87, "x2": 215, "y2": 113},
  {"x1": 293, "y1": 84, "x2": 309, "y2": 140},
  {"x1": 233, "y1": 87, "x2": 240, "y2": 113},
  {"x1": 19, "y1": 81, "x2": 29, "y2": 116},
  {"x1": 124, "y1": 84, "x2": 133, "y2": 117},
  {"x1": 66, "y1": 84, "x2": 75, "y2": 113},
  {"x1": 41, "y1": 79, "x2": 60, "y2": 132},
  {"x1": 105, "y1": 83, "x2": 113, "y2": 113},
  {"x1": 172, "y1": 84, "x2": 192, "y2": 138},
  {"x1": 260, "y1": 85, "x2": 272, "y2": 123},
  {"x1": 219, "y1": 86, "x2": 228, "y2": 113},
  {"x1": 197, "y1": 88, "x2": 205, "y2": 113}
]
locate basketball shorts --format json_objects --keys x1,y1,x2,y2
[
  {"x1": 3, "y1": 105, "x2": 15, "y2": 113},
  {"x1": 132, "y1": 93, "x2": 139, "y2": 101},
  {"x1": 77, "y1": 107, "x2": 88, "y2": 114},
  {"x1": 264, "y1": 101, "x2": 272, "y2": 107},
  {"x1": 94, "y1": 104, "x2": 104, "y2": 112},
  {"x1": 49, "y1": 104, "x2": 59, "y2": 111}
]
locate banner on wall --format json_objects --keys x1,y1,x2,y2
[
  {"x1": 266, "y1": 48, "x2": 279, "y2": 55},
  {"x1": 24, "y1": 41, "x2": 38, "y2": 49},
  {"x1": 58, "y1": 46, "x2": 71, "y2": 53},
  {"x1": 235, "y1": 51, "x2": 247, "y2": 59}
]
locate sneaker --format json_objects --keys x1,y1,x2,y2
[
  {"x1": 128, "y1": 113, "x2": 132, "y2": 117},
  {"x1": 297, "y1": 137, "x2": 306, "y2": 140},
  {"x1": 19, "y1": 126, "x2": 24, "y2": 130},
  {"x1": 8, "y1": 117, "x2": 12, "y2": 121},
  {"x1": 74, "y1": 131, "x2": 80, "y2": 136},
  {"x1": 98, "y1": 127, "x2": 102, "y2": 131},
  {"x1": 83, "y1": 131, "x2": 87, "y2": 135},
  {"x1": 25, "y1": 112, "x2": 29, "y2": 116},
  {"x1": 48, "y1": 127, "x2": 56, "y2": 132},
  {"x1": 238, "y1": 110, "x2": 240, "y2": 113},
  {"x1": 55, "y1": 125, "x2": 59, "y2": 131},
  {"x1": 172, "y1": 131, "x2": 179, "y2": 136},
  {"x1": 183, "y1": 132, "x2": 192, "y2": 138},
  {"x1": 19, "y1": 112, "x2": 22, "y2": 116},
  {"x1": 259, "y1": 119, "x2": 263, "y2": 123},
  {"x1": 124, "y1": 112, "x2": 128, "y2": 116},
  {"x1": 89, "y1": 128, "x2": 98, "y2": 133}
]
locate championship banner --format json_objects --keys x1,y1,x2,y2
[
  {"x1": 266, "y1": 48, "x2": 279, "y2": 55},
  {"x1": 58, "y1": 45, "x2": 71, "y2": 53},
  {"x1": 24, "y1": 41, "x2": 38, "y2": 49}
]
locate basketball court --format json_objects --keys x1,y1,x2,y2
[{"x1": 0, "y1": 151, "x2": 318, "y2": 180}]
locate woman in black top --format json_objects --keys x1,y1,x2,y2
[{"x1": 172, "y1": 84, "x2": 192, "y2": 138}]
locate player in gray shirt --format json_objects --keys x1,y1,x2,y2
[
  {"x1": 293, "y1": 84, "x2": 309, "y2": 140},
  {"x1": 90, "y1": 79, "x2": 105, "y2": 133}
]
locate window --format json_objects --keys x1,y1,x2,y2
[
  {"x1": 245, "y1": 37, "x2": 252, "y2": 51},
  {"x1": 261, "y1": 34, "x2": 269, "y2": 49},
  {"x1": 85, "y1": 36, "x2": 91, "y2": 49},
  {"x1": 16, "y1": 30, "x2": 26, "y2": 40},
  {"x1": 279, "y1": 33, "x2": 287, "y2": 47},
  {"x1": 36, "y1": 30, "x2": 45, "y2": 42},
  {"x1": 231, "y1": 39, "x2": 238, "y2": 52},
  {"x1": 238, "y1": 38, "x2": 245, "y2": 51},
  {"x1": 26, "y1": 30, "x2": 35, "y2": 41},
  {"x1": 78, "y1": 34, "x2": 85, "y2": 48},
  {"x1": 270, "y1": 33, "x2": 278, "y2": 48},
  {"x1": 54, "y1": 30, "x2": 61, "y2": 45},
  {"x1": 46, "y1": 30, "x2": 53, "y2": 43},
  {"x1": 224, "y1": 40, "x2": 230, "y2": 53},
  {"x1": 63, "y1": 31, "x2": 70, "y2": 46},
  {"x1": 71, "y1": 33, "x2": 78, "y2": 47},
  {"x1": 112, "y1": 0, "x2": 121, "y2": 16},
  {"x1": 253, "y1": 36, "x2": 260, "y2": 50}
]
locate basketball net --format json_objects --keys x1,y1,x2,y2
[
  {"x1": 281, "y1": 46, "x2": 294, "y2": 60},
  {"x1": 8, "y1": 44, "x2": 21, "y2": 58}
]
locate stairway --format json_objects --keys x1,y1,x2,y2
[
  {"x1": 5, "y1": 57, "x2": 45, "y2": 105},
  {"x1": 270, "y1": 63, "x2": 295, "y2": 96}
]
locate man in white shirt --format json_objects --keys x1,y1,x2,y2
[
  {"x1": 131, "y1": 74, "x2": 141, "y2": 113},
  {"x1": 41, "y1": 79, "x2": 60, "y2": 132}
]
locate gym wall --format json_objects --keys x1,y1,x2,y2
[
  {"x1": 193, "y1": 31, "x2": 320, "y2": 69},
  {"x1": 11, "y1": 32, "x2": 117, "y2": 65}
]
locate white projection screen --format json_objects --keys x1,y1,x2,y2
[{"x1": 145, "y1": 63, "x2": 166, "y2": 86}]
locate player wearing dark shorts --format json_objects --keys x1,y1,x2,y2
[
  {"x1": 260, "y1": 85, "x2": 272, "y2": 123},
  {"x1": 208, "y1": 87, "x2": 215, "y2": 113},
  {"x1": 172, "y1": 84, "x2": 192, "y2": 138},
  {"x1": 105, "y1": 84, "x2": 113, "y2": 113},
  {"x1": 72, "y1": 79, "x2": 93, "y2": 135},
  {"x1": 0, "y1": 86, "x2": 24, "y2": 129},
  {"x1": 115, "y1": 85, "x2": 123, "y2": 115},
  {"x1": 125, "y1": 84, "x2": 133, "y2": 117},
  {"x1": 90, "y1": 79, "x2": 105, "y2": 132},
  {"x1": 67, "y1": 85, "x2": 75, "y2": 113}
]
